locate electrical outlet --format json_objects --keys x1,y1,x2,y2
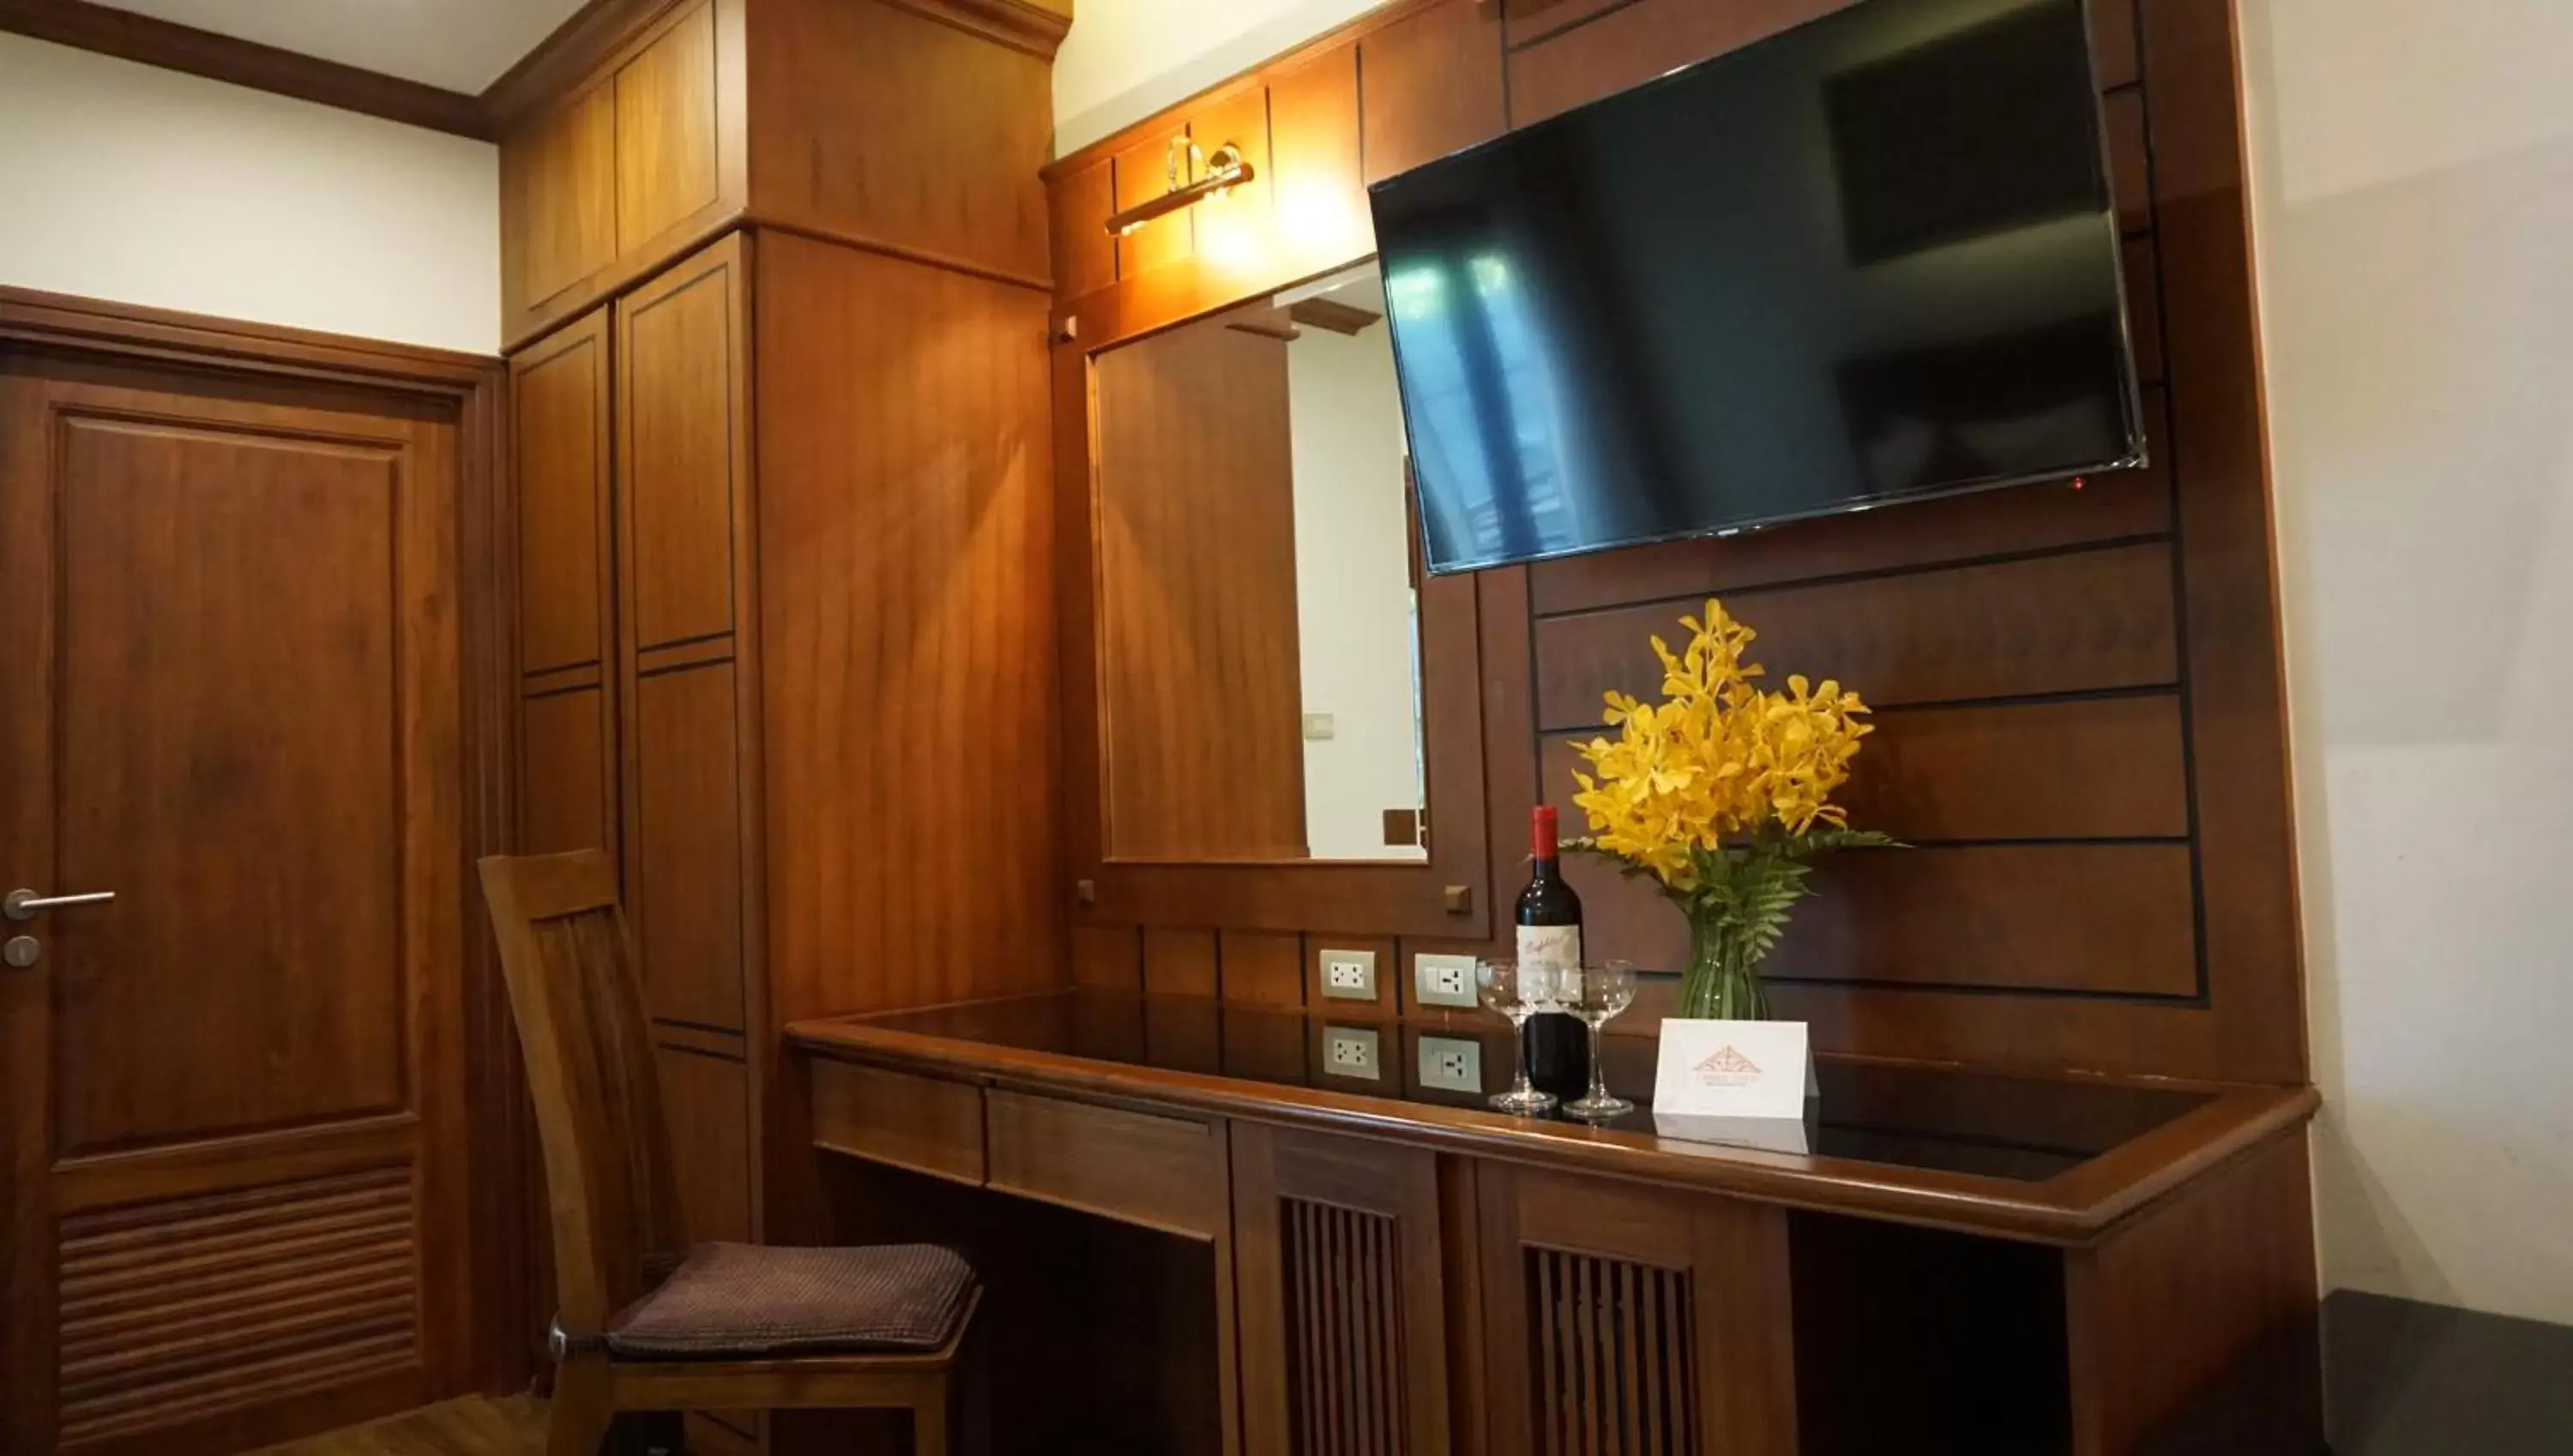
[
  {"x1": 1319, "y1": 948, "x2": 1377, "y2": 1001},
  {"x1": 1323, "y1": 1026, "x2": 1381, "y2": 1080},
  {"x1": 1417, "y1": 1035, "x2": 1483, "y2": 1093},
  {"x1": 1414, "y1": 952, "x2": 1479, "y2": 1009}
]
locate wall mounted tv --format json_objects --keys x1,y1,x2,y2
[{"x1": 1371, "y1": 0, "x2": 2146, "y2": 575}]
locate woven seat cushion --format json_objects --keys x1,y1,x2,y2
[{"x1": 606, "y1": 1242, "x2": 975, "y2": 1360}]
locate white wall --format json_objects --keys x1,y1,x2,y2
[
  {"x1": 1053, "y1": 0, "x2": 1391, "y2": 154},
  {"x1": 2242, "y1": 0, "x2": 2573, "y2": 1324},
  {"x1": 0, "y1": 33, "x2": 500, "y2": 354},
  {"x1": 1287, "y1": 322, "x2": 1425, "y2": 861}
]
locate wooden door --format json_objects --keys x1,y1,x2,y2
[
  {"x1": 1233, "y1": 1125, "x2": 1452, "y2": 1456},
  {"x1": 514, "y1": 305, "x2": 621, "y2": 862},
  {"x1": 0, "y1": 353, "x2": 473, "y2": 1454},
  {"x1": 1478, "y1": 1165, "x2": 1799, "y2": 1456}
]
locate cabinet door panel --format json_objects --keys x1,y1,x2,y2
[
  {"x1": 630, "y1": 659, "x2": 746, "y2": 1031},
  {"x1": 616, "y1": 0, "x2": 723, "y2": 256},
  {"x1": 654, "y1": 1044, "x2": 751, "y2": 1243},
  {"x1": 509, "y1": 84, "x2": 617, "y2": 312},
  {"x1": 1359, "y1": 0, "x2": 1505, "y2": 185},
  {"x1": 513, "y1": 310, "x2": 614, "y2": 675},
  {"x1": 1506, "y1": 0, "x2": 1853, "y2": 127},
  {"x1": 521, "y1": 687, "x2": 613, "y2": 856},
  {"x1": 1479, "y1": 1165, "x2": 1799, "y2": 1456},
  {"x1": 618, "y1": 236, "x2": 746, "y2": 651},
  {"x1": 1235, "y1": 1126, "x2": 1450, "y2": 1456}
]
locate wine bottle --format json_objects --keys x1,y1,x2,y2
[{"x1": 1515, "y1": 805, "x2": 1590, "y2": 1101}]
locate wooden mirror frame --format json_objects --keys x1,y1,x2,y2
[{"x1": 1051, "y1": 272, "x2": 1495, "y2": 941}]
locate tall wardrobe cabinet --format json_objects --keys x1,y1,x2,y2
[{"x1": 502, "y1": 0, "x2": 1071, "y2": 1369}]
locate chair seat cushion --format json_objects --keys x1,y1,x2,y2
[{"x1": 606, "y1": 1242, "x2": 975, "y2": 1360}]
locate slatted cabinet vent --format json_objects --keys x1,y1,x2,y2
[
  {"x1": 1281, "y1": 1196, "x2": 1408, "y2": 1456},
  {"x1": 1525, "y1": 1246, "x2": 1698, "y2": 1456}
]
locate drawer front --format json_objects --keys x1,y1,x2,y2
[
  {"x1": 810, "y1": 1061, "x2": 986, "y2": 1185},
  {"x1": 985, "y1": 1089, "x2": 1227, "y2": 1238}
]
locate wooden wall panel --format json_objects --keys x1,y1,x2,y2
[
  {"x1": 753, "y1": 233, "x2": 1062, "y2": 1020},
  {"x1": 507, "y1": 84, "x2": 616, "y2": 316},
  {"x1": 1050, "y1": 158, "x2": 1118, "y2": 298},
  {"x1": 1541, "y1": 694, "x2": 2191, "y2": 843},
  {"x1": 1143, "y1": 929, "x2": 1220, "y2": 999},
  {"x1": 1044, "y1": 0, "x2": 2305, "y2": 1083},
  {"x1": 1358, "y1": 0, "x2": 1505, "y2": 184},
  {"x1": 1113, "y1": 126, "x2": 1196, "y2": 280},
  {"x1": 1533, "y1": 544, "x2": 2181, "y2": 730},
  {"x1": 1220, "y1": 930, "x2": 1306, "y2": 1008},
  {"x1": 1267, "y1": 45, "x2": 1368, "y2": 275},
  {"x1": 1093, "y1": 320, "x2": 1308, "y2": 860},
  {"x1": 1504, "y1": 0, "x2": 1854, "y2": 126},
  {"x1": 745, "y1": 0, "x2": 1052, "y2": 286},
  {"x1": 1567, "y1": 845, "x2": 2197, "y2": 996}
]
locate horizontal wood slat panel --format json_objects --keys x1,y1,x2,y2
[
  {"x1": 1540, "y1": 695, "x2": 2190, "y2": 842},
  {"x1": 1534, "y1": 543, "x2": 2180, "y2": 730},
  {"x1": 55, "y1": 1166, "x2": 420, "y2": 1446},
  {"x1": 1569, "y1": 845, "x2": 2198, "y2": 996},
  {"x1": 1527, "y1": 402, "x2": 2169, "y2": 613}
]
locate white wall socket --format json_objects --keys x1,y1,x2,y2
[
  {"x1": 1319, "y1": 948, "x2": 1378, "y2": 1001},
  {"x1": 1413, "y1": 952, "x2": 1479, "y2": 1009},
  {"x1": 1323, "y1": 1026, "x2": 1382, "y2": 1080},
  {"x1": 1417, "y1": 1034, "x2": 1483, "y2": 1093}
]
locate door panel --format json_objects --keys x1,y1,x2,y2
[
  {"x1": 0, "y1": 356, "x2": 469, "y2": 1455},
  {"x1": 53, "y1": 418, "x2": 406, "y2": 1154},
  {"x1": 632, "y1": 661, "x2": 746, "y2": 1030}
]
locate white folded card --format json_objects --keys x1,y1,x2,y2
[{"x1": 1651, "y1": 1019, "x2": 1818, "y2": 1153}]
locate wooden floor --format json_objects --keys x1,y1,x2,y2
[{"x1": 244, "y1": 1395, "x2": 547, "y2": 1456}]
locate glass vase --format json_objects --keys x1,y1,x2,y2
[{"x1": 1678, "y1": 904, "x2": 1772, "y2": 1020}]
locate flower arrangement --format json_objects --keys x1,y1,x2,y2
[{"x1": 1569, "y1": 598, "x2": 1893, "y2": 1020}]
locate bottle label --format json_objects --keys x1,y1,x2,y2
[{"x1": 1516, "y1": 924, "x2": 1582, "y2": 1002}]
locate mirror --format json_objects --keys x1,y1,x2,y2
[{"x1": 1092, "y1": 262, "x2": 1428, "y2": 864}]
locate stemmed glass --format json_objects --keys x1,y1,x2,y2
[
  {"x1": 1476, "y1": 960, "x2": 1557, "y2": 1115},
  {"x1": 1563, "y1": 960, "x2": 1638, "y2": 1121}
]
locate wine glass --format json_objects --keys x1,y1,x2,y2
[
  {"x1": 1563, "y1": 960, "x2": 1638, "y2": 1121},
  {"x1": 1476, "y1": 960, "x2": 1558, "y2": 1115}
]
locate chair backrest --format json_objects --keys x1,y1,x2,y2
[{"x1": 479, "y1": 850, "x2": 688, "y2": 1334}]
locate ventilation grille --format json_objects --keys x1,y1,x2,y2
[
  {"x1": 1524, "y1": 1246, "x2": 1696, "y2": 1456},
  {"x1": 1282, "y1": 1196, "x2": 1407, "y2": 1456},
  {"x1": 57, "y1": 1164, "x2": 420, "y2": 1446}
]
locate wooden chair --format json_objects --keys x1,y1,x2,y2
[{"x1": 480, "y1": 850, "x2": 977, "y2": 1456}]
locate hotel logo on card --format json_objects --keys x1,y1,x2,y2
[{"x1": 1690, "y1": 1045, "x2": 1764, "y2": 1087}]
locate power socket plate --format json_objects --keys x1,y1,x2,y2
[
  {"x1": 1413, "y1": 952, "x2": 1479, "y2": 1009},
  {"x1": 1319, "y1": 948, "x2": 1378, "y2": 1001},
  {"x1": 1323, "y1": 1026, "x2": 1382, "y2": 1080},
  {"x1": 1417, "y1": 1034, "x2": 1483, "y2": 1093}
]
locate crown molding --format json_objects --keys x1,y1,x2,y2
[{"x1": 0, "y1": 0, "x2": 490, "y2": 138}]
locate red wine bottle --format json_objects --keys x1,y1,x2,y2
[{"x1": 1515, "y1": 806, "x2": 1589, "y2": 1101}]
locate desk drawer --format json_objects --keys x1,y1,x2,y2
[
  {"x1": 985, "y1": 1089, "x2": 1227, "y2": 1237},
  {"x1": 810, "y1": 1061, "x2": 985, "y2": 1185}
]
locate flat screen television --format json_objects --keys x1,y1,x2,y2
[{"x1": 1370, "y1": 0, "x2": 2146, "y2": 575}]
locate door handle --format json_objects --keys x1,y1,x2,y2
[{"x1": 4, "y1": 888, "x2": 115, "y2": 921}]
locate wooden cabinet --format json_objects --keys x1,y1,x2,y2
[
  {"x1": 1233, "y1": 1126, "x2": 1453, "y2": 1456},
  {"x1": 502, "y1": 0, "x2": 745, "y2": 347},
  {"x1": 501, "y1": 0, "x2": 1060, "y2": 349},
  {"x1": 1478, "y1": 1164, "x2": 1799, "y2": 1456}
]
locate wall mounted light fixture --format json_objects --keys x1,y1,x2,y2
[{"x1": 1104, "y1": 135, "x2": 1257, "y2": 238}]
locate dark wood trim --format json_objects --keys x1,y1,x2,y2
[
  {"x1": 0, "y1": 284, "x2": 527, "y2": 1393},
  {"x1": 0, "y1": 0, "x2": 489, "y2": 138},
  {"x1": 787, "y1": 1002, "x2": 2320, "y2": 1246}
]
